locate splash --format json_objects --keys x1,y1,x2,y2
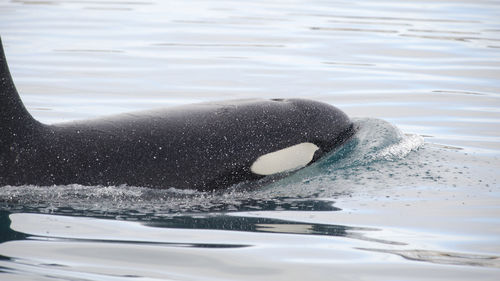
[{"x1": 321, "y1": 117, "x2": 424, "y2": 168}]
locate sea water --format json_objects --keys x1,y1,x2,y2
[{"x1": 0, "y1": 0, "x2": 499, "y2": 280}]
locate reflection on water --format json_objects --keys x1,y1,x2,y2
[
  {"x1": 0, "y1": 194, "x2": 341, "y2": 218},
  {"x1": 1, "y1": 0, "x2": 500, "y2": 280},
  {"x1": 153, "y1": 43, "x2": 286, "y2": 48},
  {"x1": 146, "y1": 215, "x2": 353, "y2": 237},
  {"x1": 1, "y1": 209, "x2": 499, "y2": 278},
  {"x1": 360, "y1": 248, "x2": 500, "y2": 268},
  {"x1": 0, "y1": 212, "x2": 27, "y2": 243}
]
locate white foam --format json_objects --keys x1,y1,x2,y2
[{"x1": 376, "y1": 133, "x2": 424, "y2": 161}]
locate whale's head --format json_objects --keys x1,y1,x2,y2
[{"x1": 239, "y1": 98, "x2": 356, "y2": 177}]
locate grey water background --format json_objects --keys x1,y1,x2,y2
[{"x1": 1, "y1": 0, "x2": 500, "y2": 280}]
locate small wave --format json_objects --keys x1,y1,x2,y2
[{"x1": 339, "y1": 118, "x2": 424, "y2": 165}]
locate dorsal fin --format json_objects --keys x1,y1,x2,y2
[{"x1": 0, "y1": 37, "x2": 39, "y2": 142}]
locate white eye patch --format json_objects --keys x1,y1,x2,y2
[{"x1": 250, "y1": 142, "x2": 319, "y2": 176}]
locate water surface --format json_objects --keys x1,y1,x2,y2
[{"x1": 1, "y1": 0, "x2": 500, "y2": 280}]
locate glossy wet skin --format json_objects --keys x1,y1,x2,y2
[{"x1": 2, "y1": 98, "x2": 355, "y2": 190}]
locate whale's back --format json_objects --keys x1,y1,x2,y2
[{"x1": 0, "y1": 38, "x2": 355, "y2": 190}]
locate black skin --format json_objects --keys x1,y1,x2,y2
[{"x1": 0, "y1": 38, "x2": 355, "y2": 191}]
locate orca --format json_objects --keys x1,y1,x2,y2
[{"x1": 0, "y1": 38, "x2": 355, "y2": 191}]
